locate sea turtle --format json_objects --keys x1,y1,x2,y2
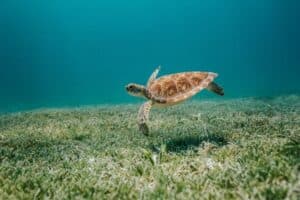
[{"x1": 126, "y1": 66, "x2": 224, "y2": 135}]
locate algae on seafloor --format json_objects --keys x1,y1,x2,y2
[{"x1": 0, "y1": 96, "x2": 299, "y2": 199}]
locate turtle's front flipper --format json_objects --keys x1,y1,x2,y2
[
  {"x1": 147, "y1": 66, "x2": 161, "y2": 87},
  {"x1": 138, "y1": 101, "x2": 153, "y2": 135}
]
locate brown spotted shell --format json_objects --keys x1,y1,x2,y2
[{"x1": 148, "y1": 72, "x2": 217, "y2": 105}]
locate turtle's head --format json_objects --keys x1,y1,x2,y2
[{"x1": 126, "y1": 83, "x2": 147, "y2": 98}]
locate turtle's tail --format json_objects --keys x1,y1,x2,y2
[{"x1": 207, "y1": 82, "x2": 224, "y2": 96}]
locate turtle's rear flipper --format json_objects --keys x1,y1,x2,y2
[{"x1": 207, "y1": 82, "x2": 224, "y2": 96}]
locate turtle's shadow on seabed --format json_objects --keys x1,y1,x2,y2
[{"x1": 151, "y1": 132, "x2": 228, "y2": 153}]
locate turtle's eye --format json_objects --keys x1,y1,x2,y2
[{"x1": 126, "y1": 85, "x2": 134, "y2": 91}]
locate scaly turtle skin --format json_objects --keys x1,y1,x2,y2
[{"x1": 126, "y1": 66, "x2": 224, "y2": 135}]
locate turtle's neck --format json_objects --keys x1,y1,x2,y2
[{"x1": 142, "y1": 87, "x2": 151, "y2": 99}]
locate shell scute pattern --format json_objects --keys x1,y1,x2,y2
[
  {"x1": 162, "y1": 80, "x2": 177, "y2": 97},
  {"x1": 190, "y1": 73, "x2": 208, "y2": 86},
  {"x1": 151, "y1": 84, "x2": 162, "y2": 97},
  {"x1": 177, "y1": 76, "x2": 192, "y2": 93},
  {"x1": 148, "y1": 72, "x2": 216, "y2": 103}
]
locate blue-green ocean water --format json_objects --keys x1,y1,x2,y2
[{"x1": 0, "y1": 1, "x2": 299, "y2": 112}]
